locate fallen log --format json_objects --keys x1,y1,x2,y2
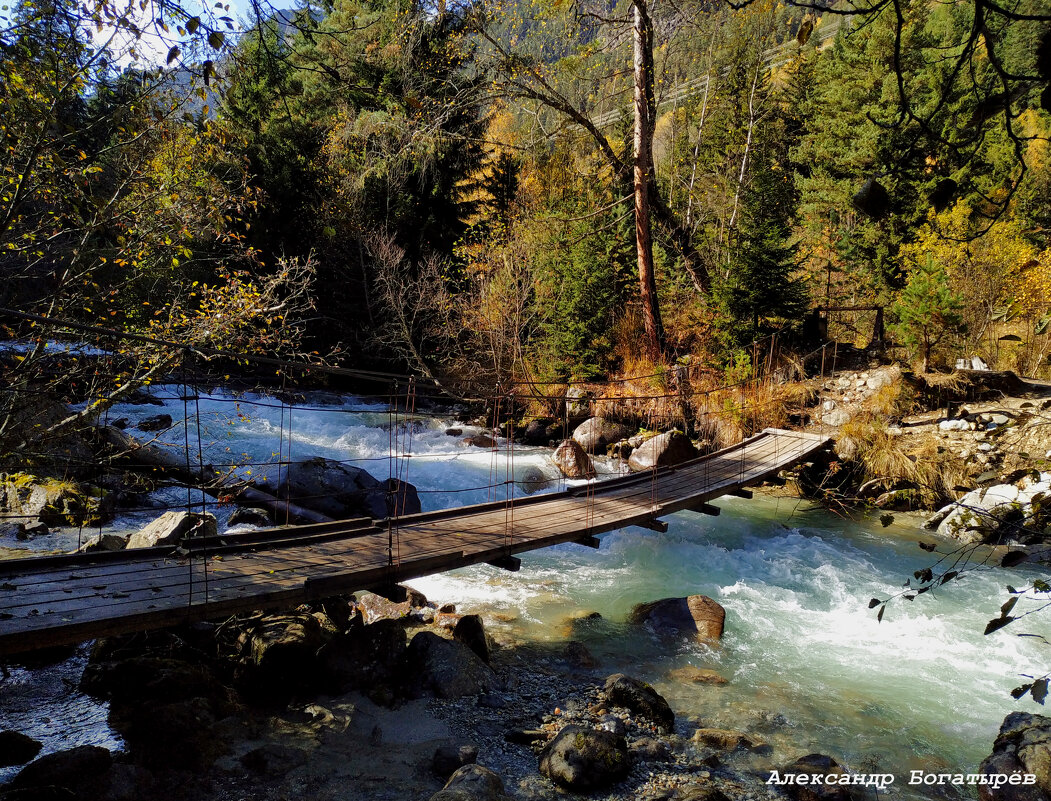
[{"x1": 97, "y1": 425, "x2": 333, "y2": 525}]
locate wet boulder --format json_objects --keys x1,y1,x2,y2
[
  {"x1": 775, "y1": 754, "x2": 862, "y2": 801},
  {"x1": 572, "y1": 417, "x2": 634, "y2": 454},
  {"x1": 627, "y1": 430, "x2": 698, "y2": 471},
  {"x1": 430, "y1": 764, "x2": 511, "y2": 801},
  {"x1": 979, "y1": 712, "x2": 1051, "y2": 801},
  {"x1": 76, "y1": 533, "x2": 127, "y2": 553},
  {"x1": 227, "y1": 507, "x2": 272, "y2": 528},
  {"x1": 462, "y1": 435, "x2": 497, "y2": 449},
  {"x1": 522, "y1": 418, "x2": 555, "y2": 445},
  {"x1": 538, "y1": 724, "x2": 630, "y2": 791},
  {"x1": 0, "y1": 731, "x2": 42, "y2": 767},
  {"x1": 136, "y1": 413, "x2": 173, "y2": 432},
  {"x1": 692, "y1": 728, "x2": 766, "y2": 752},
  {"x1": 259, "y1": 457, "x2": 420, "y2": 520},
  {"x1": 628, "y1": 595, "x2": 725, "y2": 642},
  {"x1": 125, "y1": 510, "x2": 216, "y2": 549},
  {"x1": 516, "y1": 466, "x2": 551, "y2": 494},
  {"x1": 404, "y1": 631, "x2": 499, "y2": 699},
  {"x1": 9, "y1": 746, "x2": 112, "y2": 798},
  {"x1": 603, "y1": 674, "x2": 675, "y2": 732},
  {"x1": 553, "y1": 440, "x2": 596, "y2": 479},
  {"x1": 453, "y1": 614, "x2": 492, "y2": 664}
]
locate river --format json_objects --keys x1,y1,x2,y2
[{"x1": 1, "y1": 385, "x2": 1048, "y2": 790}]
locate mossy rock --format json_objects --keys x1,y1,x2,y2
[{"x1": 0, "y1": 472, "x2": 113, "y2": 527}]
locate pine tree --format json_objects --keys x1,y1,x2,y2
[{"x1": 892, "y1": 254, "x2": 966, "y2": 372}]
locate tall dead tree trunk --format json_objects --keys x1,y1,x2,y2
[{"x1": 633, "y1": 0, "x2": 664, "y2": 360}]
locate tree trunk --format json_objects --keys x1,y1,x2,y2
[{"x1": 633, "y1": 0, "x2": 664, "y2": 360}]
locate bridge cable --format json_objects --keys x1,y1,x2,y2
[
  {"x1": 386, "y1": 380, "x2": 397, "y2": 568},
  {"x1": 503, "y1": 389, "x2": 515, "y2": 550},
  {"x1": 192, "y1": 355, "x2": 209, "y2": 604}
]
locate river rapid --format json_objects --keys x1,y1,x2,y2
[{"x1": 1, "y1": 385, "x2": 1049, "y2": 791}]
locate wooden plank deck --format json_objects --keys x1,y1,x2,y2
[{"x1": 0, "y1": 428, "x2": 830, "y2": 655}]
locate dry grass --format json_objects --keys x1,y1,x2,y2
[{"x1": 838, "y1": 384, "x2": 970, "y2": 507}]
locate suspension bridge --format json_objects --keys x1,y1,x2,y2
[{"x1": 0, "y1": 427, "x2": 830, "y2": 656}]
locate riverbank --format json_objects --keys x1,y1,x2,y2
[{"x1": 2, "y1": 380, "x2": 1051, "y2": 801}]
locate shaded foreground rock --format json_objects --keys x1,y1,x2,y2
[
  {"x1": 604, "y1": 673, "x2": 675, "y2": 732},
  {"x1": 979, "y1": 712, "x2": 1051, "y2": 801},
  {"x1": 552, "y1": 439, "x2": 596, "y2": 479},
  {"x1": 126, "y1": 510, "x2": 216, "y2": 549},
  {"x1": 453, "y1": 614, "x2": 492, "y2": 664},
  {"x1": 10, "y1": 746, "x2": 112, "y2": 796},
  {"x1": 317, "y1": 618, "x2": 407, "y2": 694},
  {"x1": 775, "y1": 754, "x2": 862, "y2": 801},
  {"x1": 432, "y1": 744, "x2": 479, "y2": 779},
  {"x1": 405, "y1": 631, "x2": 500, "y2": 699},
  {"x1": 0, "y1": 731, "x2": 42, "y2": 767},
  {"x1": 629, "y1": 595, "x2": 725, "y2": 641},
  {"x1": 539, "y1": 724, "x2": 630, "y2": 791},
  {"x1": 80, "y1": 648, "x2": 237, "y2": 770},
  {"x1": 430, "y1": 764, "x2": 511, "y2": 801},
  {"x1": 627, "y1": 430, "x2": 698, "y2": 471}
]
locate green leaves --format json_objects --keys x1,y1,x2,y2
[{"x1": 207, "y1": 31, "x2": 225, "y2": 49}]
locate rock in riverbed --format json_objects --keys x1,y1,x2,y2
[
  {"x1": 628, "y1": 595, "x2": 725, "y2": 642},
  {"x1": 538, "y1": 724, "x2": 630, "y2": 791}
]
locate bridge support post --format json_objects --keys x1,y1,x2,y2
[
  {"x1": 487, "y1": 555, "x2": 521, "y2": 572},
  {"x1": 636, "y1": 518, "x2": 669, "y2": 533},
  {"x1": 727, "y1": 489, "x2": 753, "y2": 499},
  {"x1": 687, "y1": 502, "x2": 720, "y2": 516}
]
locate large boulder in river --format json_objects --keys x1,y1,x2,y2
[
  {"x1": 926, "y1": 477, "x2": 1051, "y2": 544},
  {"x1": 538, "y1": 724, "x2": 630, "y2": 791},
  {"x1": 603, "y1": 674, "x2": 674, "y2": 732},
  {"x1": 572, "y1": 417, "x2": 634, "y2": 454},
  {"x1": 978, "y1": 712, "x2": 1051, "y2": 801},
  {"x1": 553, "y1": 439, "x2": 596, "y2": 479},
  {"x1": 260, "y1": 457, "x2": 420, "y2": 520},
  {"x1": 628, "y1": 595, "x2": 725, "y2": 642},
  {"x1": 627, "y1": 430, "x2": 698, "y2": 471},
  {"x1": 404, "y1": 631, "x2": 499, "y2": 699},
  {"x1": 126, "y1": 510, "x2": 216, "y2": 549}
]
